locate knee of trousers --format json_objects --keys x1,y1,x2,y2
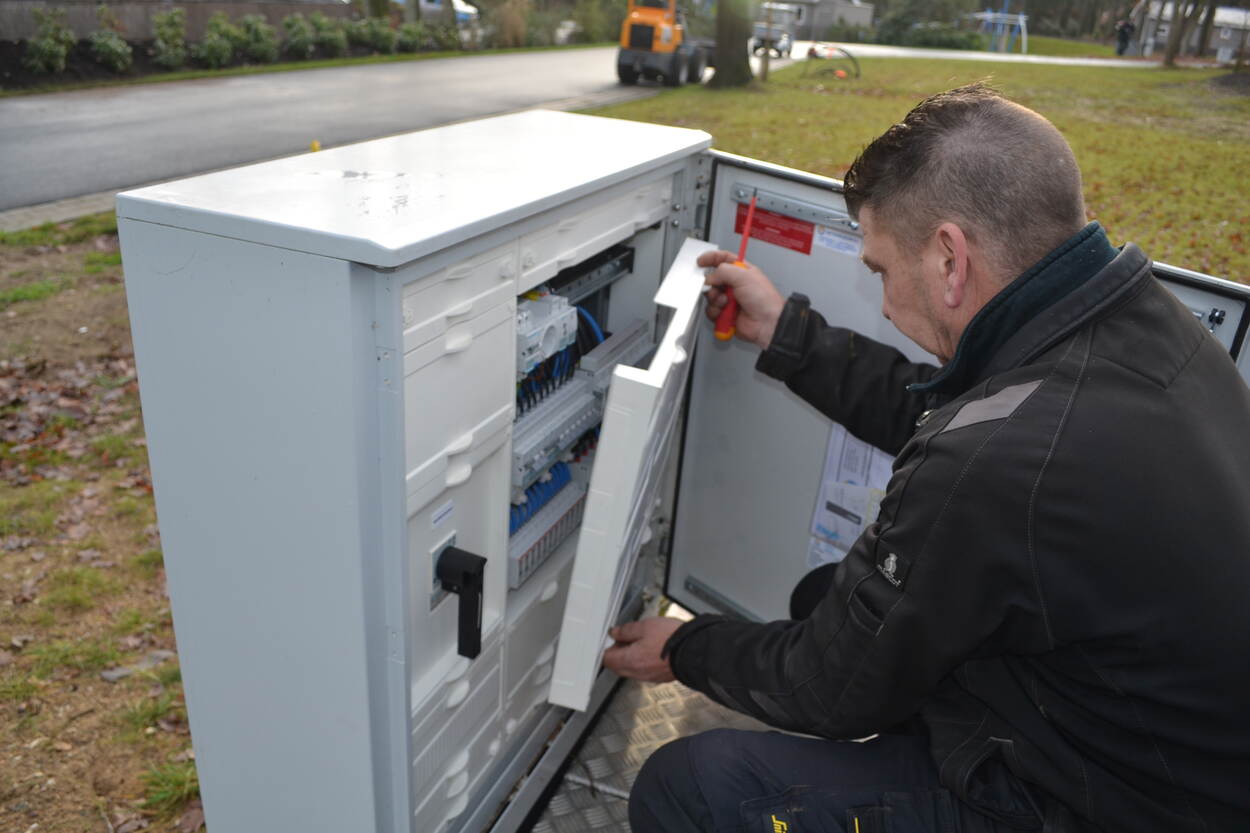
[{"x1": 629, "y1": 729, "x2": 750, "y2": 824}]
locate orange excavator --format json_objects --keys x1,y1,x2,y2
[{"x1": 616, "y1": 0, "x2": 713, "y2": 86}]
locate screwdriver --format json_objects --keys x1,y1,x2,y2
[{"x1": 715, "y1": 190, "x2": 757, "y2": 341}]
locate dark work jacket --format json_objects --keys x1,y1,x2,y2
[{"x1": 664, "y1": 230, "x2": 1250, "y2": 832}]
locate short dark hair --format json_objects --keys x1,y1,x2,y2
[{"x1": 842, "y1": 82, "x2": 1087, "y2": 278}]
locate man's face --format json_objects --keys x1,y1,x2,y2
[{"x1": 858, "y1": 206, "x2": 953, "y2": 362}]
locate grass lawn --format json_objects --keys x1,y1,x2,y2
[
  {"x1": 591, "y1": 58, "x2": 1250, "y2": 280},
  {"x1": 1022, "y1": 35, "x2": 1120, "y2": 58}
]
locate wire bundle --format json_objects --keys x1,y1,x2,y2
[
  {"x1": 509, "y1": 462, "x2": 573, "y2": 535},
  {"x1": 515, "y1": 305, "x2": 607, "y2": 415}
]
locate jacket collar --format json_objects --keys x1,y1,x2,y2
[{"x1": 908, "y1": 222, "x2": 1124, "y2": 398}]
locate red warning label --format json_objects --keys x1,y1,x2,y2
[{"x1": 735, "y1": 203, "x2": 814, "y2": 256}]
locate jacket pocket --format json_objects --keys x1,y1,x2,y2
[
  {"x1": 958, "y1": 737, "x2": 1044, "y2": 830},
  {"x1": 739, "y1": 787, "x2": 960, "y2": 833},
  {"x1": 847, "y1": 587, "x2": 886, "y2": 637}
]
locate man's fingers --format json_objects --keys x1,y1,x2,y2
[
  {"x1": 696, "y1": 250, "x2": 737, "y2": 269},
  {"x1": 612, "y1": 620, "x2": 645, "y2": 643}
]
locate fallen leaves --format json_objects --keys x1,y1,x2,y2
[{"x1": 1, "y1": 355, "x2": 138, "y2": 488}]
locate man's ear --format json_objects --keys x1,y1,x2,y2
[{"x1": 934, "y1": 222, "x2": 970, "y2": 309}]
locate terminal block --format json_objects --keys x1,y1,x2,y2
[
  {"x1": 511, "y1": 378, "x2": 602, "y2": 500},
  {"x1": 516, "y1": 291, "x2": 578, "y2": 378},
  {"x1": 508, "y1": 480, "x2": 587, "y2": 589}
]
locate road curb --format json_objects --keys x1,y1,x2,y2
[{"x1": 0, "y1": 86, "x2": 659, "y2": 233}]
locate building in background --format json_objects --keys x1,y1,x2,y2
[
  {"x1": 789, "y1": 0, "x2": 874, "y2": 41},
  {"x1": 1133, "y1": 1, "x2": 1250, "y2": 61}
]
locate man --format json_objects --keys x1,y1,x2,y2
[
  {"x1": 603, "y1": 84, "x2": 1250, "y2": 832},
  {"x1": 1115, "y1": 19, "x2": 1135, "y2": 56}
]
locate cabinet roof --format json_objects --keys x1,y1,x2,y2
[{"x1": 116, "y1": 110, "x2": 711, "y2": 268}]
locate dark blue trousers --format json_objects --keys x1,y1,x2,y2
[
  {"x1": 629, "y1": 566, "x2": 1009, "y2": 832},
  {"x1": 628, "y1": 729, "x2": 1006, "y2": 833}
]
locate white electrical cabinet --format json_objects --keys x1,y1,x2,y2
[{"x1": 118, "y1": 110, "x2": 1250, "y2": 833}]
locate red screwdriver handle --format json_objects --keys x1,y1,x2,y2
[
  {"x1": 715, "y1": 194, "x2": 757, "y2": 342},
  {"x1": 714, "y1": 285, "x2": 739, "y2": 341}
]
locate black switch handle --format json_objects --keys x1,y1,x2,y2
[{"x1": 436, "y1": 546, "x2": 487, "y2": 659}]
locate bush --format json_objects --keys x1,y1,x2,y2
[
  {"x1": 902, "y1": 24, "x2": 984, "y2": 50},
  {"x1": 89, "y1": 30, "x2": 133, "y2": 71},
  {"x1": 824, "y1": 21, "x2": 873, "y2": 43},
  {"x1": 430, "y1": 23, "x2": 461, "y2": 50},
  {"x1": 282, "y1": 13, "x2": 317, "y2": 59},
  {"x1": 238, "y1": 14, "x2": 279, "y2": 63},
  {"x1": 24, "y1": 7, "x2": 77, "y2": 74},
  {"x1": 347, "y1": 17, "x2": 396, "y2": 53},
  {"x1": 525, "y1": 8, "x2": 563, "y2": 46},
  {"x1": 875, "y1": 11, "x2": 985, "y2": 50},
  {"x1": 193, "y1": 12, "x2": 239, "y2": 67},
  {"x1": 568, "y1": 0, "x2": 621, "y2": 43},
  {"x1": 309, "y1": 12, "x2": 349, "y2": 57},
  {"x1": 89, "y1": 4, "x2": 133, "y2": 72},
  {"x1": 397, "y1": 21, "x2": 427, "y2": 52},
  {"x1": 152, "y1": 8, "x2": 187, "y2": 69}
]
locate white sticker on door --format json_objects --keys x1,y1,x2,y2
[{"x1": 815, "y1": 225, "x2": 861, "y2": 257}]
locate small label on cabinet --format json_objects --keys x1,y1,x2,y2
[{"x1": 432, "y1": 499, "x2": 455, "y2": 528}]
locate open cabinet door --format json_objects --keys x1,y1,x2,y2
[
  {"x1": 549, "y1": 238, "x2": 718, "y2": 711},
  {"x1": 669, "y1": 152, "x2": 1250, "y2": 625},
  {"x1": 667, "y1": 152, "x2": 936, "y2": 623}
]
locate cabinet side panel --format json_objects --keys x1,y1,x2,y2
[{"x1": 119, "y1": 220, "x2": 382, "y2": 832}]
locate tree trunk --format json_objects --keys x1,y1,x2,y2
[
  {"x1": 710, "y1": 0, "x2": 752, "y2": 88},
  {"x1": 1237, "y1": 23, "x2": 1249, "y2": 70},
  {"x1": 1163, "y1": 0, "x2": 1197, "y2": 66},
  {"x1": 1195, "y1": 0, "x2": 1216, "y2": 55}
]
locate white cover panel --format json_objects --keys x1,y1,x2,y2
[
  {"x1": 548, "y1": 238, "x2": 717, "y2": 711},
  {"x1": 115, "y1": 110, "x2": 710, "y2": 268}
]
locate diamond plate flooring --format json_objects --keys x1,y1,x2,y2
[{"x1": 530, "y1": 679, "x2": 772, "y2": 833}]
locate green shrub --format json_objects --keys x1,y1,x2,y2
[
  {"x1": 430, "y1": 22, "x2": 462, "y2": 50},
  {"x1": 238, "y1": 14, "x2": 279, "y2": 63},
  {"x1": 347, "y1": 17, "x2": 396, "y2": 53},
  {"x1": 571, "y1": 0, "x2": 617, "y2": 43},
  {"x1": 89, "y1": 29, "x2": 132, "y2": 71},
  {"x1": 90, "y1": 6, "x2": 133, "y2": 74},
  {"x1": 309, "y1": 12, "x2": 349, "y2": 56},
  {"x1": 397, "y1": 21, "x2": 427, "y2": 52},
  {"x1": 152, "y1": 8, "x2": 187, "y2": 69},
  {"x1": 193, "y1": 32, "x2": 233, "y2": 67},
  {"x1": 193, "y1": 12, "x2": 237, "y2": 67},
  {"x1": 282, "y1": 13, "x2": 316, "y2": 59},
  {"x1": 24, "y1": 7, "x2": 77, "y2": 75},
  {"x1": 903, "y1": 24, "x2": 984, "y2": 49},
  {"x1": 525, "y1": 8, "x2": 562, "y2": 46},
  {"x1": 824, "y1": 21, "x2": 873, "y2": 43}
]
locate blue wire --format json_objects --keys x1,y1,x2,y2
[{"x1": 577, "y1": 307, "x2": 605, "y2": 344}]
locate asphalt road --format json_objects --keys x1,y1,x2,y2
[
  {"x1": 0, "y1": 42, "x2": 1144, "y2": 214},
  {"x1": 0, "y1": 47, "x2": 642, "y2": 212}
]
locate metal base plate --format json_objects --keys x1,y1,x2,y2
[{"x1": 531, "y1": 679, "x2": 772, "y2": 832}]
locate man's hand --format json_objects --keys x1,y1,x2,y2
[
  {"x1": 602, "y1": 617, "x2": 684, "y2": 683},
  {"x1": 698, "y1": 250, "x2": 787, "y2": 350}
]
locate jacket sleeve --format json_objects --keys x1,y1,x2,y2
[
  {"x1": 756, "y1": 294, "x2": 939, "y2": 455},
  {"x1": 663, "y1": 409, "x2": 1049, "y2": 740}
]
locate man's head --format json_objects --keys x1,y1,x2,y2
[{"x1": 842, "y1": 83, "x2": 1087, "y2": 361}]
